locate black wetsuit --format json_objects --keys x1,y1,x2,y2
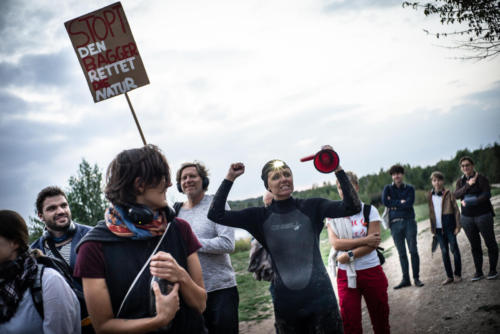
[{"x1": 208, "y1": 170, "x2": 360, "y2": 331}]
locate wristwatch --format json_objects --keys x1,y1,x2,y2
[{"x1": 347, "y1": 250, "x2": 354, "y2": 262}]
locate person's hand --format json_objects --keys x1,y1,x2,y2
[
  {"x1": 321, "y1": 145, "x2": 342, "y2": 172},
  {"x1": 364, "y1": 233, "x2": 381, "y2": 248},
  {"x1": 337, "y1": 253, "x2": 349, "y2": 264},
  {"x1": 321, "y1": 144, "x2": 333, "y2": 151},
  {"x1": 461, "y1": 200, "x2": 466, "y2": 207},
  {"x1": 226, "y1": 163, "x2": 245, "y2": 182},
  {"x1": 454, "y1": 227, "x2": 461, "y2": 235},
  {"x1": 467, "y1": 173, "x2": 478, "y2": 186},
  {"x1": 150, "y1": 252, "x2": 187, "y2": 283},
  {"x1": 153, "y1": 282, "x2": 180, "y2": 327}
]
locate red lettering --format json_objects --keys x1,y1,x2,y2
[
  {"x1": 129, "y1": 43, "x2": 138, "y2": 56},
  {"x1": 103, "y1": 10, "x2": 117, "y2": 37},
  {"x1": 66, "y1": 20, "x2": 90, "y2": 48},
  {"x1": 93, "y1": 16, "x2": 108, "y2": 40},
  {"x1": 79, "y1": 15, "x2": 97, "y2": 44},
  {"x1": 92, "y1": 79, "x2": 110, "y2": 90},
  {"x1": 83, "y1": 56, "x2": 96, "y2": 72},
  {"x1": 97, "y1": 53, "x2": 107, "y2": 67},
  {"x1": 112, "y1": 4, "x2": 127, "y2": 34},
  {"x1": 121, "y1": 44, "x2": 130, "y2": 58},
  {"x1": 106, "y1": 49, "x2": 116, "y2": 63}
]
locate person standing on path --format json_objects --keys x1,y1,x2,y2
[
  {"x1": 382, "y1": 165, "x2": 424, "y2": 289},
  {"x1": 427, "y1": 171, "x2": 462, "y2": 285},
  {"x1": 453, "y1": 156, "x2": 498, "y2": 281},
  {"x1": 175, "y1": 161, "x2": 239, "y2": 333},
  {"x1": 327, "y1": 171, "x2": 390, "y2": 334}
]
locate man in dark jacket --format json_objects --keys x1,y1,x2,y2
[
  {"x1": 454, "y1": 156, "x2": 497, "y2": 281},
  {"x1": 382, "y1": 165, "x2": 424, "y2": 289},
  {"x1": 31, "y1": 186, "x2": 92, "y2": 274},
  {"x1": 30, "y1": 186, "x2": 93, "y2": 332}
]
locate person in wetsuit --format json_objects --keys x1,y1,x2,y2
[{"x1": 207, "y1": 145, "x2": 361, "y2": 334}]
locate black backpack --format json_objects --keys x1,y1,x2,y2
[
  {"x1": 30, "y1": 251, "x2": 94, "y2": 333},
  {"x1": 362, "y1": 204, "x2": 385, "y2": 265}
]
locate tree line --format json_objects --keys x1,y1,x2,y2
[
  {"x1": 29, "y1": 143, "x2": 499, "y2": 240},
  {"x1": 229, "y1": 143, "x2": 500, "y2": 210}
]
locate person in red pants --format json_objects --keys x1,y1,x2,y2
[{"x1": 327, "y1": 171, "x2": 390, "y2": 334}]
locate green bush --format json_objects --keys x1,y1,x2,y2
[{"x1": 234, "y1": 237, "x2": 251, "y2": 253}]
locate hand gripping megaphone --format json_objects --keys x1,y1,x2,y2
[{"x1": 300, "y1": 149, "x2": 340, "y2": 174}]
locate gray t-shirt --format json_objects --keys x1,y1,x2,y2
[{"x1": 177, "y1": 194, "x2": 237, "y2": 292}]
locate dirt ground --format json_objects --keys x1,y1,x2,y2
[{"x1": 239, "y1": 196, "x2": 500, "y2": 334}]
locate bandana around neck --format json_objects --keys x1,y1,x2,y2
[
  {"x1": 105, "y1": 204, "x2": 167, "y2": 240},
  {"x1": 0, "y1": 251, "x2": 38, "y2": 323}
]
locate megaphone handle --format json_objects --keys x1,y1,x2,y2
[{"x1": 300, "y1": 154, "x2": 315, "y2": 162}]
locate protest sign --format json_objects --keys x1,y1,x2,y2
[{"x1": 65, "y1": 2, "x2": 149, "y2": 103}]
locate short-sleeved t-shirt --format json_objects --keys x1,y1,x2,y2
[
  {"x1": 337, "y1": 203, "x2": 381, "y2": 271},
  {"x1": 74, "y1": 219, "x2": 201, "y2": 279}
]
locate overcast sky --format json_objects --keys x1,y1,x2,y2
[{"x1": 1, "y1": 0, "x2": 499, "y2": 224}]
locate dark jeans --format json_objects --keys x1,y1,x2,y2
[
  {"x1": 390, "y1": 218, "x2": 420, "y2": 282},
  {"x1": 435, "y1": 220, "x2": 462, "y2": 278},
  {"x1": 461, "y1": 212, "x2": 498, "y2": 275},
  {"x1": 204, "y1": 286, "x2": 239, "y2": 334},
  {"x1": 275, "y1": 309, "x2": 343, "y2": 334}
]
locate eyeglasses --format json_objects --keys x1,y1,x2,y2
[{"x1": 461, "y1": 163, "x2": 471, "y2": 168}]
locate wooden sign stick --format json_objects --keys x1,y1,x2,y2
[{"x1": 125, "y1": 92, "x2": 147, "y2": 145}]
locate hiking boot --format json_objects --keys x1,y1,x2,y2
[
  {"x1": 442, "y1": 278, "x2": 453, "y2": 285},
  {"x1": 393, "y1": 280, "x2": 411, "y2": 290},
  {"x1": 471, "y1": 273, "x2": 484, "y2": 281},
  {"x1": 487, "y1": 271, "x2": 498, "y2": 280},
  {"x1": 454, "y1": 276, "x2": 462, "y2": 283},
  {"x1": 414, "y1": 279, "x2": 424, "y2": 287}
]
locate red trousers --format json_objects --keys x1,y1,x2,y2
[{"x1": 337, "y1": 265, "x2": 390, "y2": 334}]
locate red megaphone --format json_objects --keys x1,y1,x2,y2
[{"x1": 300, "y1": 149, "x2": 340, "y2": 174}]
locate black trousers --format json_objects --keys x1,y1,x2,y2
[
  {"x1": 274, "y1": 309, "x2": 343, "y2": 334},
  {"x1": 204, "y1": 286, "x2": 239, "y2": 334},
  {"x1": 461, "y1": 212, "x2": 498, "y2": 274}
]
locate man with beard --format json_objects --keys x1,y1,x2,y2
[
  {"x1": 30, "y1": 186, "x2": 93, "y2": 333},
  {"x1": 31, "y1": 186, "x2": 92, "y2": 271}
]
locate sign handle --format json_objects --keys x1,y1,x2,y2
[{"x1": 125, "y1": 92, "x2": 147, "y2": 146}]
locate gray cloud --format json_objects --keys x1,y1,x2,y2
[
  {"x1": 0, "y1": 90, "x2": 27, "y2": 115},
  {"x1": 323, "y1": 0, "x2": 402, "y2": 12},
  {"x1": 0, "y1": 0, "x2": 59, "y2": 58},
  {"x1": 0, "y1": 50, "x2": 75, "y2": 87}
]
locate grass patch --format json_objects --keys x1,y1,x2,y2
[
  {"x1": 414, "y1": 203, "x2": 430, "y2": 222},
  {"x1": 230, "y1": 249, "x2": 273, "y2": 321}
]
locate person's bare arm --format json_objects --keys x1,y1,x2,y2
[
  {"x1": 327, "y1": 224, "x2": 380, "y2": 251},
  {"x1": 332, "y1": 221, "x2": 382, "y2": 264}
]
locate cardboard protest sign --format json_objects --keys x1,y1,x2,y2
[{"x1": 65, "y1": 2, "x2": 149, "y2": 103}]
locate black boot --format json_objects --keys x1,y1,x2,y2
[
  {"x1": 393, "y1": 280, "x2": 411, "y2": 290},
  {"x1": 414, "y1": 279, "x2": 424, "y2": 287}
]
